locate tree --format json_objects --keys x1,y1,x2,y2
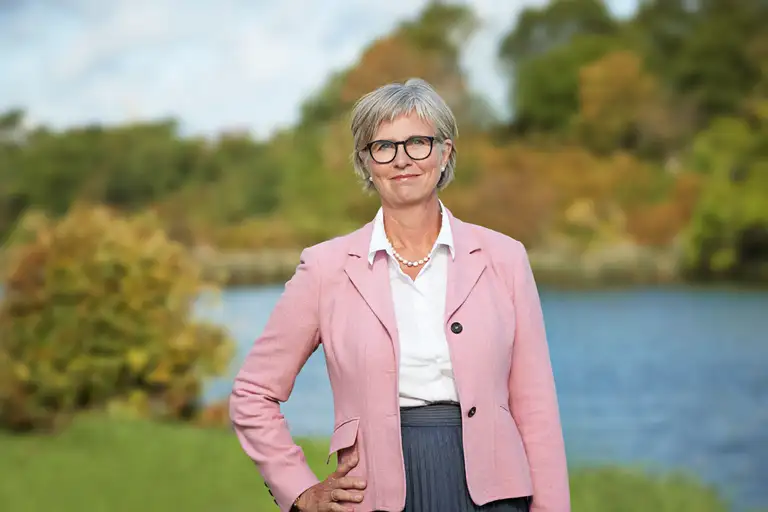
[
  {"x1": 575, "y1": 50, "x2": 690, "y2": 156},
  {"x1": 0, "y1": 109, "x2": 27, "y2": 241},
  {"x1": 498, "y1": 0, "x2": 617, "y2": 63},
  {"x1": 497, "y1": 0, "x2": 619, "y2": 131},
  {"x1": 632, "y1": 0, "x2": 768, "y2": 123},
  {"x1": 511, "y1": 34, "x2": 624, "y2": 133},
  {"x1": 683, "y1": 116, "x2": 768, "y2": 279}
]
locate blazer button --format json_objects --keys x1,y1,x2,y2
[
  {"x1": 468, "y1": 406, "x2": 476, "y2": 417},
  {"x1": 451, "y1": 322, "x2": 463, "y2": 334}
]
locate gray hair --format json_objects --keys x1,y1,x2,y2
[{"x1": 350, "y1": 78, "x2": 458, "y2": 191}]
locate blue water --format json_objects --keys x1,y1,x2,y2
[{"x1": 200, "y1": 285, "x2": 768, "y2": 510}]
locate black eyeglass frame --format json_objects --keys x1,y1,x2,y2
[{"x1": 363, "y1": 135, "x2": 438, "y2": 164}]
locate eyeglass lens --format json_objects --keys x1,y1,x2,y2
[{"x1": 369, "y1": 136, "x2": 433, "y2": 164}]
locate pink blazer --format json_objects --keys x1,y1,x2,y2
[{"x1": 230, "y1": 208, "x2": 570, "y2": 512}]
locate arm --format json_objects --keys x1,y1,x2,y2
[
  {"x1": 229, "y1": 248, "x2": 322, "y2": 512},
  {"x1": 508, "y1": 242, "x2": 571, "y2": 512}
]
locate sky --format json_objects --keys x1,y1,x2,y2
[{"x1": 0, "y1": 0, "x2": 637, "y2": 139}]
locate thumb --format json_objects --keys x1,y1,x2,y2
[{"x1": 333, "y1": 448, "x2": 359, "y2": 477}]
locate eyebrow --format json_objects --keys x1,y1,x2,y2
[{"x1": 372, "y1": 134, "x2": 432, "y2": 141}]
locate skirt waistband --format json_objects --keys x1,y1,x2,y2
[{"x1": 400, "y1": 403, "x2": 462, "y2": 427}]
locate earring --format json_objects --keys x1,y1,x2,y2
[
  {"x1": 441, "y1": 166, "x2": 445, "y2": 173},
  {"x1": 368, "y1": 176, "x2": 373, "y2": 181}
]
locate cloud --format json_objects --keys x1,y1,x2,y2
[{"x1": 0, "y1": 0, "x2": 634, "y2": 138}]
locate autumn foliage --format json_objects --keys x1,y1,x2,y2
[
  {"x1": 0, "y1": 205, "x2": 234, "y2": 432},
  {"x1": 0, "y1": 1, "x2": 766, "y2": 283}
]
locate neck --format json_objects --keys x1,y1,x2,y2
[{"x1": 381, "y1": 195, "x2": 442, "y2": 254}]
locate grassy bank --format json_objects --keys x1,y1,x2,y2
[{"x1": 0, "y1": 414, "x2": 736, "y2": 512}]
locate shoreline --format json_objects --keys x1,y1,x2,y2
[
  {"x1": 194, "y1": 245, "x2": 687, "y2": 288},
  {"x1": 2, "y1": 246, "x2": 764, "y2": 290}
]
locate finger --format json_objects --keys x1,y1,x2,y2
[
  {"x1": 334, "y1": 476, "x2": 367, "y2": 490},
  {"x1": 327, "y1": 502, "x2": 354, "y2": 512},
  {"x1": 332, "y1": 450, "x2": 359, "y2": 477},
  {"x1": 320, "y1": 496, "x2": 353, "y2": 512},
  {"x1": 329, "y1": 489, "x2": 364, "y2": 503}
]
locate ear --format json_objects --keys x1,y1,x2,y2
[{"x1": 440, "y1": 139, "x2": 453, "y2": 167}]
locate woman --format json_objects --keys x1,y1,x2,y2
[{"x1": 229, "y1": 78, "x2": 570, "y2": 512}]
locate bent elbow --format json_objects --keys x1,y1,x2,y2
[
  {"x1": 228, "y1": 385, "x2": 243, "y2": 426},
  {"x1": 228, "y1": 376, "x2": 282, "y2": 428}
]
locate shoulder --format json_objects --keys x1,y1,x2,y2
[
  {"x1": 298, "y1": 223, "x2": 371, "y2": 273},
  {"x1": 457, "y1": 219, "x2": 538, "y2": 294},
  {"x1": 460, "y1": 219, "x2": 527, "y2": 258},
  {"x1": 454, "y1": 218, "x2": 534, "y2": 288}
]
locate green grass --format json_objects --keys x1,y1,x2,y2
[{"x1": 0, "y1": 415, "x2": 738, "y2": 511}]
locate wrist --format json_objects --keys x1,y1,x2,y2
[{"x1": 291, "y1": 491, "x2": 307, "y2": 511}]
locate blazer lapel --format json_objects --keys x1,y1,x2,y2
[
  {"x1": 342, "y1": 209, "x2": 485, "y2": 358},
  {"x1": 343, "y1": 224, "x2": 400, "y2": 359},
  {"x1": 444, "y1": 211, "x2": 487, "y2": 322}
]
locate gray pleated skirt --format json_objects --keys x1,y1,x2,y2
[{"x1": 400, "y1": 403, "x2": 531, "y2": 512}]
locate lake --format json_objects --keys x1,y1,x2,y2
[{"x1": 200, "y1": 285, "x2": 768, "y2": 511}]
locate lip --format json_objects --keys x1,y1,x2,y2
[{"x1": 391, "y1": 174, "x2": 420, "y2": 181}]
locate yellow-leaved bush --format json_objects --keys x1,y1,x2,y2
[{"x1": 0, "y1": 205, "x2": 235, "y2": 432}]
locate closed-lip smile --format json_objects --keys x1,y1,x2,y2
[{"x1": 392, "y1": 173, "x2": 420, "y2": 180}]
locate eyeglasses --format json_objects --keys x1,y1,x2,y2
[{"x1": 363, "y1": 135, "x2": 436, "y2": 164}]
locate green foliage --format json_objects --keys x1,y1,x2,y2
[
  {"x1": 501, "y1": 0, "x2": 768, "y2": 133},
  {"x1": 498, "y1": 0, "x2": 621, "y2": 132},
  {"x1": 298, "y1": 70, "x2": 351, "y2": 129},
  {"x1": 0, "y1": 205, "x2": 235, "y2": 432},
  {"x1": 298, "y1": 2, "x2": 478, "y2": 131},
  {"x1": 683, "y1": 116, "x2": 768, "y2": 279},
  {"x1": 631, "y1": 0, "x2": 768, "y2": 122},
  {"x1": 17, "y1": 121, "x2": 186, "y2": 212},
  {"x1": 399, "y1": 2, "x2": 478, "y2": 62},
  {"x1": 512, "y1": 34, "x2": 625, "y2": 132},
  {"x1": 498, "y1": 0, "x2": 617, "y2": 64},
  {"x1": 0, "y1": 118, "x2": 284, "y2": 243}
]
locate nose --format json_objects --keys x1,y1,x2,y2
[{"x1": 392, "y1": 145, "x2": 412, "y2": 169}]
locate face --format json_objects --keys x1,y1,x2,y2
[{"x1": 365, "y1": 112, "x2": 452, "y2": 208}]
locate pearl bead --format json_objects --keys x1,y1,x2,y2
[{"x1": 387, "y1": 240, "x2": 431, "y2": 267}]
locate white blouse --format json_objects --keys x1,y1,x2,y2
[{"x1": 368, "y1": 203, "x2": 459, "y2": 407}]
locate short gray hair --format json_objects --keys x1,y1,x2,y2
[{"x1": 350, "y1": 78, "x2": 458, "y2": 191}]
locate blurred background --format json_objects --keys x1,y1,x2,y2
[{"x1": 1, "y1": 0, "x2": 767, "y2": 511}]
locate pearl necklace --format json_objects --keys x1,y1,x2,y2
[{"x1": 387, "y1": 239, "x2": 431, "y2": 267}]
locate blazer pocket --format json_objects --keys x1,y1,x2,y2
[
  {"x1": 497, "y1": 404, "x2": 532, "y2": 484},
  {"x1": 327, "y1": 417, "x2": 360, "y2": 464}
]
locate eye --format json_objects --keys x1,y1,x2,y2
[
  {"x1": 409, "y1": 136, "x2": 429, "y2": 145},
  {"x1": 371, "y1": 141, "x2": 393, "y2": 151}
]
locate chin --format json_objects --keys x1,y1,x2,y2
[{"x1": 388, "y1": 189, "x2": 435, "y2": 208}]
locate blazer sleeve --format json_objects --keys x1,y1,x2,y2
[
  {"x1": 229, "y1": 247, "x2": 322, "y2": 512},
  {"x1": 507, "y1": 242, "x2": 571, "y2": 512}
]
